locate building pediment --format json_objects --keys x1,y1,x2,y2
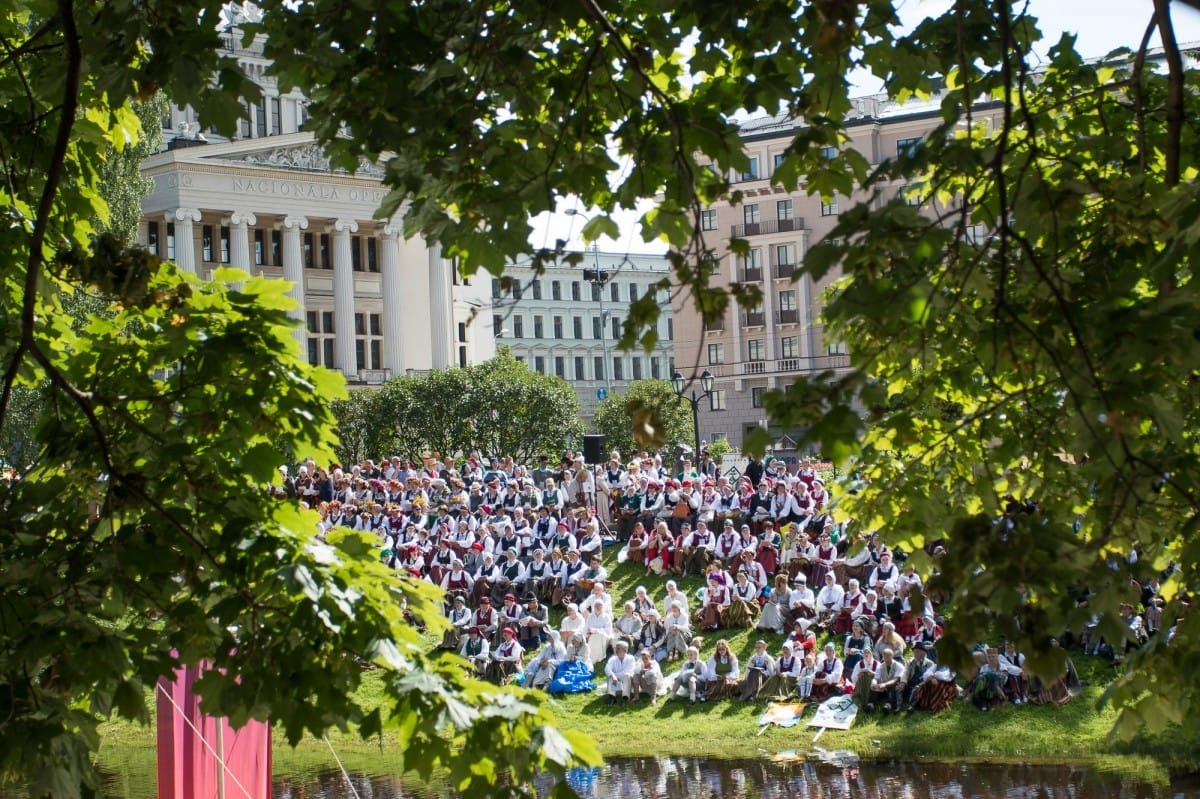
[{"x1": 201, "y1": 141, "x2": 386, "y2": 180}]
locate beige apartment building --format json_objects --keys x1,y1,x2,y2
[{"x1": 673, "y1": 92, "x2": 992, "y2": 450}]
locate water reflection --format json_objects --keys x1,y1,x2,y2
[{"x1": 203, "y1": 758, "x2": 1197, "y2": 799}]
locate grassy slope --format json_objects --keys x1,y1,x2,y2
[{"x1": 97, "y1": 543, "x2": 1200, "y2": 781}]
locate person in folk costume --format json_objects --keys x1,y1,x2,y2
[
  {"x1": 632, "y1": 647, "x2": 664, "y2": 705},
  {"x1": 848, "y1": 645, "x2": 879, "y2": 702},
  {"x1": 755, "y1": 519, "x2": 781, "y2": 577},
  {"x1": 556, "y1": 549, "x2": 586, "y2": 607},
  {"x1": 583, "y1": 599, "x2": 614, "y2": 666},
  {"x1": 757, "y1": 573, "x2": 792, "y2": 635},
  {"x1": 523, "y1": 548, "x2": 552, "y2": 597},
  {"x1": 715, "y1": 481, "x2": 744, "y2": 528},
  {"x1": 575, "y1": 515, "x2": 604, "y2": 560},
  {"x1": 540, "y1": 477, "x2": 567, "y2": 515},
  {"x1": 761, "y1": 641, "x2": 802, "y2": 700},
  {"x1": 613, "y1": 601, "x2": 644, "y2": 652},
  {"x1": 461, "y1": 539, "x2": 488, "y2": 577},
  {"x1": 874, "y1": 620, "x2": 908, "y2": 661},
  {"x1": 660, "y1": 479, "x2": 688, "y2": 537},
  {"x1": 643, "y1": 521, "x2": 675, "y2": 577},
  {"x1": 602, "y1": 640, "x2": 638, "y2": 704},
  {"x1": 843, "y1": 618, "x2": 873, "y2": 676},
  {"x1": 698, "y1": 573, "x2": 731, "y2": 631},
  {"x1": 573, "y1": 462, "x2": 596, "y2": 513},
  {"x1": 626, "y1": 521, "x2": 649, "y2": 567},
  {"x1": 770, "y1": 481, "x2": 798, "y2": 533},
  {"x1": 542, "y1": 548, "x2": 567, "y2": 604},
  {"x1": 441, "y1": 560, "x2": 475, "y2": 605},
  {"x1": 573, "y1": 552, "x2": 607, "y2": 595},
  {"x1": 702, "y1": 639, "x2": 741, "y2": 701},
  {"x1": 638, "y1": 478, "x2": 665, "y2": 534},
  {"x1": 398, "y1": 545, "x2": 427, "y2": 579},
  {"x1": 738, "y1": 639, "x2": 777, "y2": 702},
  {"x1": 467, "y1": 481, "x2": 486, "y2": 514},
  {"x1": 440, "y1": 594, "x2": 473, "y2": 650},
  {"x1": 785, "y1": 572, "x2": 817, "y2": 629},
  {"x1": 522, "y1": 630, "x2": 566, "y2": 690},
  {"x1": 637, "y1": 607, "x2": 668, "y2": 662},
  {"x1": 662, "y1": 601, "x2": 692, "y2": 661},
  {"x1": 832, "y1": 578, "x2": 867, "y2": 635},
  {"x1": 447, "y1": 518, "x2": 475, "y2": 558},
  {"x1": 713, "y1": 519, "x2": 742, "y2": 563},
  {"x1": 879, "y1": 583, "x2": 905, "y2": 629},
  {"x1": 809, "y1": 529, "x2": 840, "y2": 588},
  {"x1": 901, "y1": 641, "x2": 938, "y2": 707},
  {"x1": 516, "y1": 594, "x2": 549, "y2": 649},
  {"x1": 460, "y1": 626, "x2": 490, "y2": 677},
  {"x1": 531, "y1": 506, "x2": 557, "y2": 550},
  {"x1": 695, "y1": 478, "x2": 720, "y2": 527},
  {"x1": 582, "y1": 582, "x2": 614, "y2": 620},
  {"x1": 810, "y1": 642, "x2": 844, "y2": 701},
  {"x1": 550, "y1": 520, "x2": 576, "y2": 555},
  {"x1": 615, "y1": 473, "x2": 643, "y2": 542},
  {"x1": 471, "y1": 553, "x2": 503, "y2": 606},
  {"x1": 725, "y1": 570, "x2": 761, "y2": 629},
  {"x1": 682, "y1": 521, "x2": 716, "y2": 576},
  {"x1": 735, "y1": 547, "x2": 768, "y2": 594},
  {"x1": 428, "y1": 539, "x2": 457, "y2": 586},
  {"x1": 511, "y1": 509, "x2": 535, "y2": 553},
  {"x1": 748, "y1": 478, "x2": 774, "y2": 535},
  {"x1": 493, "y1": 593, "x2": 524, "y2": 646},
  {"x1": 868, "y1": 551, "x2": 901, "y2": 594},
  {"x1": 856, "y1": 589, "x2": 881, "y2": 638},
  {"x1": 493, "y1": 549, "x2": 527, "y2": 604},
  {"x1": 486, "y1": 627, "x2": 524, "y2": 685},
  {"x1": 998, "y1": 640, "x2": 1029, "y2": 703}
]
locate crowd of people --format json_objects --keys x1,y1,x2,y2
[{"x1": 280, "y1": 447, "x2": 1167, "y2": 715}]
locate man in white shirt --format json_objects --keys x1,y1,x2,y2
[
  {"x1": 814, "y1": 572, "x2": 845, "y2": 629},
  {"x1": 632, "y1": 648, "x2": 664, "y2": 705},
  {"x1": 604, "y1": 640, "x2": 638, "y2": 705},
  {"x1": 787, "y1": 573, "x2": 816, "y2": 630}
]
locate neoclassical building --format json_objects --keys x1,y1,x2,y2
[{"x1": 138, "y1": 14, "x2": 495, "y2": 384}]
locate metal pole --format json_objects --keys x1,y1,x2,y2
[
  {"x1": 594, "y1": 243, "x2": 611, "y2": 394},
  {"x1": 691, "y1": 393, "x2": 701, "y2": 461}
]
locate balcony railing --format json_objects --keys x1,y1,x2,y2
[
  {"x1": 705, "y1": 318, "x2": 725, "y2": 332},
  {"x1": 741, "y1": 267, "x2": 763, "y2": 282},
  {"x1": 730, "y1": 217, "x2": 805, "y2": 238},
  {"x1": 744, "y1": 361, "x2": 767, "y2": 375},
  {"x1": 729, "y1": 354, "x2": 854, "y2": 379},
  {"x1": 776, "y1": 309, "x2": 799, "y2": 324},
  {"x1": 742, "y1": 311, "x2": 765, "y2": 327},
  {"x1": 774, "y1": 262, "x2": 796, "y2": 279}
]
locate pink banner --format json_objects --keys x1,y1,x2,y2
[{"x1": 157, "y1": 664, "x2": 272, "y2": 799}]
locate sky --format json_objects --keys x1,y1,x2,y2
[{"x1": 532, "y1": 0, "x2": 1200, "y2": 255}]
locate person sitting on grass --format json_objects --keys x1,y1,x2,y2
[
  {"x1": 843, "y1": 619, "x2": 872, "y2": 676},
  {"x1": 669, "y1": 645, "x2": 709, "y2": 704},
  {"x1": 998, "y1": 640, "x2": 1029, "y2": 704},
  {"x1": 967, "y1": 648, "x2": 1008, "y2": 711},
  {"x1": 487, "y1": 627, "x2": 524, "y2": 685},
  {"x1": 697, "y1": 574, "x2": 731, "y2": 631},
  {"x1": 866, "y1": 647, "x2": 905, "y2": 712},
  {"x1": 614, "y1": 601, "x2": 644, "y2": 652},
  {"x1": 664, "y1": 601, "x2": 693, "y2": 660},
  {"x1": 757, "y1": 573, "x2": 792, "y2": 635},
  {"x1": 643, "y1": 521, "x2": 675, "y2": 576},
  {"x1": 738, "y1": 639, "x2": 777, "y2": 701},
  {"x1": 814, "y1": 572, "x2": 845, "y2": 630},
  {"x1": 901, "y1": 640, "x2": 936, "y2": 708},
  {"x1": 637, "y1": 608, "x2": 668, "y2": 661},
  {"x1": 702, "y1": 639, "x2": 741, "y2": 701},
  {"x1": 460, "y1": 626, "x2": 490, "y2": 678},
  {"x1": 583, "y1": 599, "x2": 613, "y2": 665},
  {"x1": 633, "y1": 648, "x2": 664, "y2": 705},
  {"x1": 725, "y1": 570, "x2": 761, "y2": 628},
  {"x1": 522, "y1": 630, "x2": 566, "y2": 690},
  {"x1": 762, "y1": 641, "x2": 802, "y2": 699},
  {"x1": 810, "y1": 642, "x2": 843, "y2": 701},
  {"x1": 604, "y1": 640, "x2": 637, "y2": 705}
]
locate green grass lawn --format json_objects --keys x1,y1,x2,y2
[{"x1": 97, "y1": 542, "x2": 1200, "y2": 782}]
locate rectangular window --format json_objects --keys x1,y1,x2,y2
[
  {"x1": 741, "y1": 156, "x2": 759, "y2": 181},
  {"x1": 535, "y1": 356, "x2": 546, "y2": 374},
  {"x1": 650, "y1": 357, "x2": 661, "y2": 379},
  {"x1": 322, "y1": 338, "x2": 334, "y2": 368},
  {"x1": 255, "y1": 100, "x2": 267, "y2": 136},
  {"x1": 611, "y1": 316, "x2": 620, "y2": 340},
  {"x1": 572, "y1": 281, "x2": 581, "y2": 301},
  {"x1": 744, "y1": 204, "x2": 760, "y2": 225},
  {"x1": 555, "y1": 356, "x2": 565, "y2": 378},
  {"x1": 820, "y1": 195, "x2": 839, "y2": 216},
  {"x1": 828, "y1": 340, "x2": 849, "y2": 355},
  {"x1": 632, "y1": 358, "x2": 643, "y2": 380},
  {"x1": 613, "y1": 358, "x2": 624, "y2": 381},
  {"x1": 778, "y1": 290, "x2": 797, "y2": 311},
  {"x1": 371, "y1": 340, "x2": 382, "y2": 369},
  {"x1": 351, "y1": 236, "x2": 363, "y2": 271},
  {"x1": 513, "y1": 316, "x2": 524, "y2": 338},
  {"x1": 552, "y1": 280, "x2": 562, "y2": 300},
  {"x1": 592, "y1": 317, "x2": 602, "y2": 339},
  {"x1": 253, "y1": 229, "x2": 265, "y2": 266},
  {"x1": 776, "y1": 245, "x2": 795, "y2": 266},
  {"x1": 701, "y1": 209, "x2": 718, "y2": 231},
  {"x1": 367, "y1": 238, "x2": 378, "y2": 272},
  {"x1": 270, "y1": 97, "x2": 282, "y2": 135},
  {"x1": 748, "y1": 339, "x2": 765, "y2": 361},
  {"x1": 319, "y1": 234, "x2": 330, "y2": 268},
  {"x1": 752, "y1": 387, "x2": 766, "y2": 408},
  {"x1": 219, "y1": 226, "x2": 230, "y2": 263},
  {"x1": 777, "y1": 199, "x2": 793, "y2": 221},
  {"x1": 492, "y1": 278, "x2": 502, "y2": 299},
  {"x1": 303, "y1": 232, "x2": 314, "y2": 268},
  {"x1": 493, "y1": 314, "x2": 503, "y2": 335},
  {"x1": 965, "y1": 224, "x2": 985, "y2": 245},
  {"x1": 629, "y1": 283, "x2": 638, "y2": 302},
  {"x1": 202, "y1": 225, "x2": 214, "y2": 262},
  {"x1": 271, "y1": 229, "x2": 281, "y2": 266},
  {"x1": 512, "y1": 281, "x2": 523, "y2": 300},
  {"x1": 166, "y1": 223, "x2": 176, "y2": 261},
  {"x1": 781, "y1": 336, "x2": 798, "y2": 358},
  {"x1": 573, "y1": 318, "x2": 583, "y2": 339},
  {"x1": 147, "y1": 221, "x2": 160, "y2": 255},
  {"x1": 667, "y1": 318, "x2": 673, "y2": 340},
  {"x1": 897, "y1": 136, "x2": 923, "y2": 157},
  {"x1": 534, "y1": 316, "x2": 544, "y2": 338},
  {"x1": 594, "y1": 356, "x2": 604, "y2": 381},
  {"x1": 375, "y1": 315, "x2": 385, "y2": 337},
  {"x1": 553, "y1": 316, "x2": 563, "y2": 338},
  {"x1": 710, "y1": 390, "x2": 727, "y2": 411},
  {"x1": 708, "y1": 343, "x2": 725, "y2": 365},
  {"x1": 773, "y1": 153, "x2": 786, "y2": 169},
  {"x1": 610, "y1": 282, "x2": 619, "y2": 302},
  {"x1": 322, "y1": 311, "x2": 335, "y2": 334},
  {"x1": 574, "y1": 356, "x2": 585, "y2": 380},
  {"x1": 590, "y1": 282, "x2": 601, "y2": 302},
  {"x1": 820, "y1": 146, "x2": 837, "y2": 160},
  {"x1": 532, "y1": 280, "x2": 542, "y2": 300},
  {"x1": 355, "y1": 339, "x2": 366, "y2": 371}
]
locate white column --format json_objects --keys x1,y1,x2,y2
[
  {"x1": 427, "y1": 239, "x2": 453, "y2": 369},
  {"x1": 380, "y1": 222, "x2": 405, "y2": 377},
  {"x1": 228, "y1": 211, "x2": 256, "y2": 272},
  {"x1": 331, "y1": 218, "x2": 359, "y2": 377},
  {"x1": 280, "y1": 215, "x2": 308, "y2": 343},
  {"x1": 167, "y1": 208, "x2": 201, "y2": 274}
]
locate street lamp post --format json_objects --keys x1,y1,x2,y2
[
  {"x1": 672, "y1": 369, "x2": 715, "y2": 458},
  {"x1": 565, "y1": 209, "x2": 612, "y2": 395}
]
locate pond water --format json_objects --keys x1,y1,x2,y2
[{"x1": 91, "y1": 755, "x2": 1198, "y2": 799}]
